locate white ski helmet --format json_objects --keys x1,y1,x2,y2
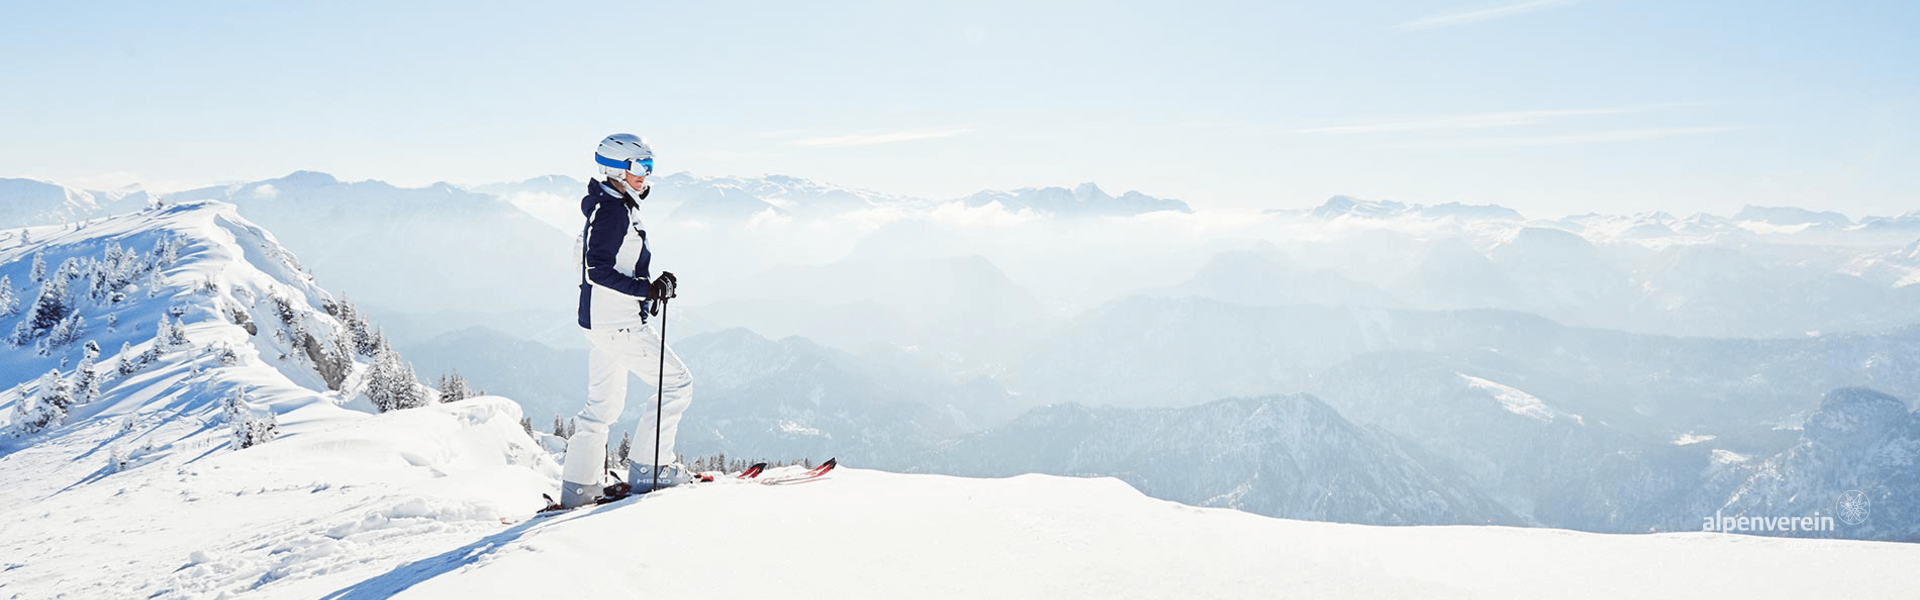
[{"x1": 594, "y1": 133, "x2": 654, "y2": 183}]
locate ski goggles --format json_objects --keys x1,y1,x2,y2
[{"x1": 595, "y1": 153, "x2": 654, "y2": 177}]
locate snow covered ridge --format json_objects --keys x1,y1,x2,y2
[
  {"x1": 0, "y1": 177, "x2": 154, "y2": 229},
  {"x1": 0, "y1": 200, "x2": 464, "y2": 446}
]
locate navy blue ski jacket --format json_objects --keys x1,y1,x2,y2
[{"x1": 575, "y1": 180, "x2": 653, "y2": 329}]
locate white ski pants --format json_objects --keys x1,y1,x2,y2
[{"x1": 561, "y1": 324, "x2": 694, "y2": 489}]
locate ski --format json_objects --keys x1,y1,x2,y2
[
  {"x1": 522, "y1": 461, "x2": 788, "y2": 521},
  {"x1": 760, "y1": 458, "x2": 836, "y2": 485},
  {"x1": 739, "y1": 462, "x2": 768, "y2": 479}
]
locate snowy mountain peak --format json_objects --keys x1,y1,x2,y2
[
  {"x1": 1733, "y1": 205, "x2": 1852, "y2": 227},
  {"x1": 1310, "y1": 194, "x2": 1407, "y2": 219},
  {"x1": 961, "y1": 184, "x2": 1190, "y2": 216},
  {"x1": 1804, "y1": 387, "x2": 1914, "y2": 443},
  {"x1": 1303, "y1": 195, "x2": 1521, "y2": 221},
  {"x1": 277, "y1": 170, "x2": 341, "y2": 186},
  {"x1": 0, "y1": 177, "x2": 153, "y2": 229},
  {"x1": 1071, "y1": 181, "x2": 1109, "y2": 200}
]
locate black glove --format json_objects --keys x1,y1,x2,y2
[{"x1": 648, "y1": 271, "x2": 678, "y2": 301}]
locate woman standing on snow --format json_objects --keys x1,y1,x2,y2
[{"x1": 559, "y1": 133, "x2": 694, "y2": 509}]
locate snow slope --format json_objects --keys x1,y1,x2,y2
[
  {"x1": 7, "y1": 392, "x2": 1918, "y2": 599},
  {"x1": 228, "y1": 468, "x2": 1920, "y2": 599},
  {"x1": 0, "y1": 397, "x2": 555, "y2": 599}
]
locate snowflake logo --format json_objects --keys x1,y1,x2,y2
[{"x1": 1837, "y1": 490, "x2": 1870, "y2": 526}]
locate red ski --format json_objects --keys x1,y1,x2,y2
[
  {"x1": 759, "y1": 458, "x2": 837, "y2": 486},
  {"x1": 738, "y1": 462, "x2": 768, "y2": 479}
]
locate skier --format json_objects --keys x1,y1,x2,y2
[{"x1": 559, "y1": 133, "x2": 695, "y2": 509}]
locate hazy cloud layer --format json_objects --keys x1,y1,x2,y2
[{"x1": 1392, "y1": 0, "x2": 1583, "y2": 31}]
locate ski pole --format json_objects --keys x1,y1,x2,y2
[{"x1": 652, "y1": 297, "x2": 668, "y2": 494}]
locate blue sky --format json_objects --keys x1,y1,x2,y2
[{"x1": 2, "y1": 0, "x2": 1915, "y2": 217}]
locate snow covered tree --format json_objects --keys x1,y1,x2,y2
[
  {"x1": 214, "y1": 343, "x2": 241, "y2": 366},
  {"x1": 154, "y1": 233, "x2": 180, "y2": 268},
  {"x1": 164, "y1": 316, "x2": 189, "y2": 347},
  {"x1": 566, "y1": 418, "x2": 577, "y2": 439},
  {"x1": 41, "y1": 313, "x2": 85, "y2": 353},
  {"x1": 116, "y1": 341, "x2": 138, "y2": 376},
  {"x1": 617, "y1": 432, "x2": 632, "y2": 468},
  {"x1": 29, "y1": 252, "x2": 46, "y2": 284},
  {"x1": 268, "y1": 295, "x2": 297, "y2": 327},
  {"x1": 85, "y1": 269, "x2": 105, "y2": 302},
  {"x1": 56, "y1": 257, "x2": 81, "y2": 284},
  {"x1": 24, "y1": 277, "x2": 71, "y2": 335},
  {"x1": 363, "y1": 339, "x2": 426, "y2": 412},
  {"x1": 75, "y1": 341, "x2": 102, "y2": 404},
  {"x1": 223, "y1": 388, "x2": 279, "y2": 450},
  {"x1": 138, "y1": 340, "x2": 163, "y2": 366},
  {"x1": 520, "y1": 415, "x2": 534, "y2": 436},
  {"x1": 154, "y1": 315, "x2": 179, "y2": 350},
  {"x1": 327, "y1": 297, "x2": 378, "y2": 357},
  {"x1": 436, "y1": 370, "x2": 473, "y2": 403},
  {"x1": 0, "y1": 274, "x2": 17, "y2": 318},
  {"x1": 552, "y1": 415, "x2": 566, "y2": 438},
  {"x1": 391, "y1": 360, "x2": 425, "y2": 409},
  {"x1": 363, "y1": 349, "x2": 398, "y2": 412},
  {"x1": 328, "y1": 325, "x2": 353, "y2": 365},
  {"x1": 13, "y1": 370, "x2": 72, "y2": 435}
]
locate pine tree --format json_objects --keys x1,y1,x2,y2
[
  {"x1": 86, "y1": 269, "x2": 106, "y2": 302},
  {"x1": 44, "y1": 313, "x2": 84, "y2": 352},
  {"x1": 390, "y1": 359, "x2": 425, "y2": 410},
  {"x1": 335, "y1": 298, "x2": 378, "y2": 357},
  {"x1": 328, "y1": 327, "x2": 354, "y2": 369},
  {"x1": 0, "y1": 274, "x2": 17, "y2": 318},
  {"x1": 520, "y1": 415, "x2": 534, "y2": 435},
  {"x1": 363, "y1": 340, "x2": 424, "y2": 412},
  {"x1": 29, "y1": 252, "x2": 46, "y2": 284},
  {"x1": 14, "y1": 370, "x2": 72, "y2": 434},
  {"x1": 364, "y1": 350, "x2": 395, "y2": 411},
  {"x1": 117, "y1": 341, "x2": 137, "y2": 376},
  {"x1": 566, "y1": 418, "x2": 577, "y2": 439},
  {"x1": 165, "y1": 316, "x2": 189, "y2": 347},
  {"x1": 154, "y1": 315, "x2": 189, "y2": 350},
  {"x1": 155, "y1": 234, "x2": 179, "y2": 267},
  {"x1": 26, "y1": 277, "x2": 71, "y2": 333},
  {"x1": 8, "y1": 320, "x2": 30, "y2": 348},
  {"x1": 437, "y1": 370, "x2": 472, "y2": 403},
  {"x1": 223, "y1": 388, "x2": 279, "y2": 450},
  {"x1": 617, "y1": 432, "x2": 632, "y2": 468},
  {"x1": 75, "y1": 341, "x2": 102, "y2": 404},
  {"x1": 552, "y1": 415, "x2": 566, "y2": 438},
  {"x1": 223, "y1": 389, "x2": 250, "y2": 449}
]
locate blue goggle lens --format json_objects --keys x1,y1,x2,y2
[{"x1": 595, "y1": 153, "x2": 654, "y2": 177}]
